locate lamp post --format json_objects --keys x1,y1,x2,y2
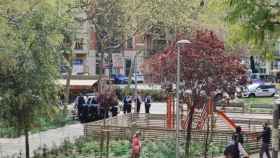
[
  {"x1": 176, "y1": 39, "x2": 191, "y2": 158},
  {"x1": 273, "y1": 96, "x2": 280, "y2": 158}
]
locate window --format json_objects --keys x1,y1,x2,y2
[
  {"x1": 259, "y1": 85, "x2": 275, "y2": 89},
  {"x1": 74, "y1": 38, "x2": 84, "y2": 50}
]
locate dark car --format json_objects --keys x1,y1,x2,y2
[{"x1": 113, "y1": 74, "x2": 128, "y2": 84}]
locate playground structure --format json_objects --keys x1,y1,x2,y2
[{"x1": 166, "y1": 95, "x2": 265, "y2": 132}]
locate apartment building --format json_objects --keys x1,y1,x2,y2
[
  {"x1": 68, "y1": 4, "x2": 97, "y2": 76},
  {"x1": 67, "y1": 1, "x2": 168, "y2": 78}
]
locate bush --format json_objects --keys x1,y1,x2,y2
[
  {"x1": 141, "y1": 139, "x2": 184, "y2": 158},
  {"x1": 110, "y1": 140, "x2": 130, "y2": 157},
  {"x1": 30, "y1": 136, "x2": 225, "y2": 158}
]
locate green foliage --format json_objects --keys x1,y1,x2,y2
[
  {"x1": 141, "y1": 139, "x2": 183, "y2": 158},
  {"x1": 0, "y1": 0, "x2": 74, "y2": 131},
  {"x1": 208, "y1": 142, "x2": 226, "y2": 157},
  {"x1": 31, "y1": 136, "x2": 225, "y2": 158},
  {"x1": 110, "y1": 140, "x2": 130, "y2": 157},
  {"x1": 225, "y1": 0, "x2": 280, "y2": 57}
]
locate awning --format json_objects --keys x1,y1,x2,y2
[{"x1": 57, "y1": 79, "x2": 98, "y2": 90}]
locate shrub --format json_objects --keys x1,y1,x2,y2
[{"x1": 110, "y1": 140, "x2": 130, "y2": 157}]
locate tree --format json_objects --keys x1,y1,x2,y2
[
  {"x1": 142, "y1": 30, "x2": 247, "y2": 157},
  {"x1": 225, "y1": 0, "x2": 280, "y2": 56},
  {"x1": 0, "y1": 1, "x2": 74, "y2": 157},
  {"x1": 97, "y1": 86, "x2": 118, "y2": 158},
  {"x1": 79, "y1": 0, "x2": 206, "y2": 82}
]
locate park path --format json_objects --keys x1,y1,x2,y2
[{"x1": 0, "y1": 123, "x2": 84, "y2": 158}]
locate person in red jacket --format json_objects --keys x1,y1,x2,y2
[{"x1": 132, "y1": 131, "x2": 141, "y2": 158}]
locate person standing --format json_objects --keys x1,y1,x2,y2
[
  {"x1": 233, "y1": 126, "x2": 244, "y2": 145},
  {"x1": 127, "y1": 96, "x2": 132, "y2": 113},
  {"x1": 123, "y1": 96, "x2": 129, "y2": 114},
  {"x1": 144, "y1": 96, "x2": 151, "y2": 114},
  {"x1": 258, "y1": 123, "x2": 271, "y2": 158},
  {"x1": 224, "y1": 134, "x2": 248, "y2": 158},
  {"x1": 132, "y1": 131, "x2": 141, "y2": 158},
  {"x1": 136, "y1": 95, "x2": 142, "y2": 113}
]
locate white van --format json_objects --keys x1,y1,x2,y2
[{"x1": 243, "y1": 83, "x2": 277, "y2": 97}]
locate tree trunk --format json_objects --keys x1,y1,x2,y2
[
  {"x1": 100, "y1": 107, "x2": 108, "y2": 158},
  {"x1": 24, "y1": 127, "x2": 30, "y2": 158},
  {"x1": 204, "y1": 117, "x2": 210, "y2": 158},
  {"x1": 98, "y1": 50, "x2": 104, "y2": 93},
  {"x1": 185, "y1": 105, "x2": 194, "y2": 158},
  {"x1": 108, "y1": 50, "x2": 113, "y2": 82},
  {"x1": 106, "y1": 130, "x2": 109, "y2": 158},
  {"x1": 64, "y1": 51, "x2": 73, "y2": 106}
]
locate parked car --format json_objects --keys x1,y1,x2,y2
[
  {"x1": 132, "y1": 72, "x2": 144, "y2": 83},
  {"x1": 113, "y1": 74, "x2": 128, "y2": 84},
  {"x1": 243, "y1": 83, "x2": 277, "y2": 97},
  {"x1": 85, "y1": 95, "x2": 98, "y2": 107}
]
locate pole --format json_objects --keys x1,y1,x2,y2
[
  {"x1": 176, "y1": 45, "x2": 181, "y2": 158},
  {"x1": 272, "y1": 99, "x2": 279, "y2": 158},
  {"x1": 134, "y1": 55, "x2": 138, "y2": 102}
]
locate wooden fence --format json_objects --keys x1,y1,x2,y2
[{"x1": 84, "y1": 113, "x2": 266, "y2": 153}]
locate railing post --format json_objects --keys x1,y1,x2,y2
[{"x1": 272, "y1": 98, "x2": 279, "y2": 158}]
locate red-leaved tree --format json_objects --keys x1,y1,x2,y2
[{"x1": 141, "y1": 30, "x2": 247, "y2": 157}]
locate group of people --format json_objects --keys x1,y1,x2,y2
[
  {"x1": 74, "y1": 94, "x2": 153, "y2": 123},
  {"x1": 224, "y1": 123, "x2": 271, "y2": 158},
  {"x1": 75, "y1": 94, "x2": 118, "y2": 123},
  {"x1": 123, "y1": 95, "x2": 152, "y2": 114}
]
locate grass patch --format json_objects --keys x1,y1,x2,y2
[{"x1": 241, "y1": 97, "x2": 273, "y2": 107}]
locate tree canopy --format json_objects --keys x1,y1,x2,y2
[
  {"x1": 142, "y1": 31, "x2": 247, "y2": 99},
  {"x1": 225, "y1": 0, "x2": 280, "y2": 57},
  {"x1": 0, "y1": 0, "x2": 75, "y2": 157}
]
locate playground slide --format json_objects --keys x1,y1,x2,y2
[{"x1": 216, "y1": 110, "x2": 237, "y2": 130}]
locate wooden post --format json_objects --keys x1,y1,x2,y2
[
  {"x1": 167, "y1": 96, "x2": 174, "y2": 128},
  {"x1": 272, "y1": 100, "x2": 279, "y2": 158}
]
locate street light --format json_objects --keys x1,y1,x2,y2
[{"x1": 176, "y1": 39, "x2": 191, "y2": 158}]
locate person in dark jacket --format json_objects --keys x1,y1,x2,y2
[
  {"x1": 224, "y1": 134, "x2": 240, "y2": 158},
  {"x1": 127, "y1": 96, "x2": 132, "y2": 113},
  {"x1": 111, "y1": 106, "x2": 118, "y2": 117},
  {"x1": 233, "y1": 126, "x2": 244, "y2": 145},
  {"x1": 123, "y1": 96, "x2": 129, "y2": 114},
  {"x1": 258, "y1": 123, "x2": 271, "y2": 158},
  {"x1": 224, "y1": 134, "x2": 248, "y2": 158},
  {"x1": 144, "y1": 96, "x2": 151, "y2": 114},
  {"x1": 136, "y1": 95, "x2": 142, "y2": 113}
]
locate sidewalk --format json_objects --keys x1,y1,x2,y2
[{"x1": 0, "y1": 123, "x2": 84, "y2": 158}]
